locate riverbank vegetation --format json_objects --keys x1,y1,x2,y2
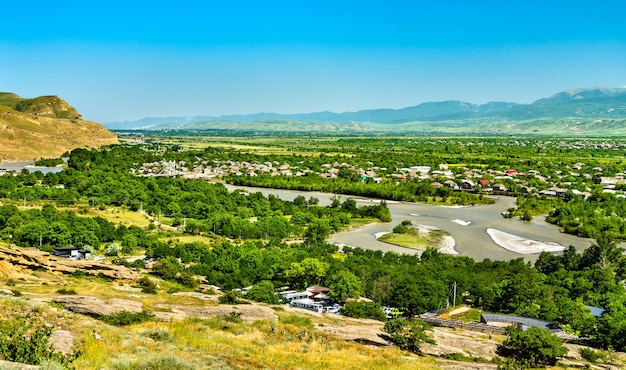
[{"x1": 378, "y1": 221, "x2": 450, "y2": 250}]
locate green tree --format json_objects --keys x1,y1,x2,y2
[
  {"x1": 383, "y1": 318, "x2": 435, "y2": 354},
  {"x1": 151, "y1": 256, "x2": 182, "y2": 280},
  {"x1": 341, "y1": 301, "x2": 386, "y2": 322},
  {"x1": 284, "y1": 257, "x2": 329, "y2": 289},
  {"x1": 498, "y1": 326, "x2": 568, "y2": 367},
  {"x1": 304, "y1": 219, "x2": 332, "y2": 244},
  {"x1": 246, "y1": 280, "x2": 280, "y2": 304},
  {"x1": 326, "y1": 270, "x2": 362, "y2": 302}
]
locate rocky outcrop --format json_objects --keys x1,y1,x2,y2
[
  {"x1": 54, "y1": 296, "x2": 143, "y2": 317},
  {"x1": 48, "y1": 330, "x2": 75, "y2": 356},
  {"x1": 0, "y1": 246, "x2": 139, "y2": 282},
  {"x1": 53, "y1": 293, "x2": 277, "y2": 323},
  {"x1": 315, "y1": 322, "x2": 389, "y2": 346},
  {"x1": 152, "y1": 303, "x2": 278, "y2": 322}
]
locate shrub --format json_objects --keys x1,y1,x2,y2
[
  {"x1": 56, "y1": 288, "x2": 77, "y2": 295},
  {"x1": 393, "y1": 224, "x2": 408, "y2": 234},
  {"x1": 100, "y1": 311, "x2": 155, "y2": 326},
  {"x1": 580, "y1": 347, "x2": 601, "y2": 363},
  {"x1": 497, "y1": 326, "x2": 567, "y2": 367},
  {"x1": 175, "y1": 273, "x2": 198, "y2": 289},
  {"x1": 139, "y1": 276, "x2": 157, "y2": 294},
  {"x1": 341, "y1": 301, "x2": 387, "y2": 322},
  {"x1": 279, "y1": 314, "x2": 314, "y2": 329},
  {"x1": 71, "y1": 270, "x2": 86, "y2": 278},
  {"x1": 141, "y1": 328, "x2": 172, "y2": 342},
  {"x1": 218, "y1": 290, "x2": 242, "y2": 304},
  {"x1": 0, "y1": 316, "x2": 56, "y2": 365},
  {"x1": 223, "y1": 311, "x2": 243, "y2": 323},
  {"x1": 384, "y1": 318, "x2": 435, "y2": 354},
  {"x1": 114, "y1": 355, "x2": 195, "y2": 370}
]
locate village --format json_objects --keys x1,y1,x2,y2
[{"x1": 132, "y1": 156, "x2": 626, "y2": 200}]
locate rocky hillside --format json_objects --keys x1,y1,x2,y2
[{"x1": 0, "y1": 92, "x2": 118, "y2": 161}]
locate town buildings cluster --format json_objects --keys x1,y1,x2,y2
[{"x1": 132, "y1": 158, "x2": 625, "y2": 199}]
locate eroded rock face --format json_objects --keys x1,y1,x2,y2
[
  {"x1": 55, "y1": 296, "x2": 143, "y2": 317},
  {"x1": 0, "y1": 246, "x2": 139, "y2": 282}
]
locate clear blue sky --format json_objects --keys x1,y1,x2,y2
[{"x1": 2, "y1": 1, "x2": 626, "y2": 122}]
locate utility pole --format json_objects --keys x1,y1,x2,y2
[{"x1": 447, "y1": 281, "x2": 457, "y2": 309}]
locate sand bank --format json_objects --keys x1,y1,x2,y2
[{"x1": 486, "y1": 228, "x2": 565, "y2": 254}]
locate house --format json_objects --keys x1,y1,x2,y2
[
  {"x1": 443, "y1": 180, "x2": 459, "y2": 189},
  {"x1": 461, "y1": 179, "x2": 475, "y2": 189},
  {"x1": 281, "y1": 291, "x2": 313, "y2": 302},
  {"x1": 307, "y1": 285, "x2": 330, "y2": 301},
  {"x1": 478, "y1": 179, "x2": 490, "y2": 187},
  {"x1": 289, "y1": 286, "x2": 340, "y2": 313},
  {"x1": 480, "y1": 313, "x2": 563, "y2": 333},
  {"x1": 52, "y1": 247, "x2": 91, "y2": 260},
  {"x1": 492, "y1": 183, "x2": 507, "y2": 192}
]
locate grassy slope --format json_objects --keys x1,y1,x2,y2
[
  {"x1": 1, "y1": 271, "x2": 438, "y2": 370},
  {"x1": 0, "y1": 100, "x2": 118, "y2": 161}
]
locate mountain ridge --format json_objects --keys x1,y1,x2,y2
[{"x1": 105, "y1": 87, "x2": 626, "y2": 131}]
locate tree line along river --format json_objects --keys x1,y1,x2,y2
[{"x1": 223, "y1": 184, "x2": 605, "y2": 262}]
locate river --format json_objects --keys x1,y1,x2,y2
[
  {"x1": 223, "y1": 184, "x2": 598, "y2": 262},
  {"x1": 0, "y1": 161, "x2": 64, "y2": 174}
]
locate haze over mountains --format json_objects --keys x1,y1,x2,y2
[{"x1": 107, "y1": 87, "x2": 626, "y2": 135}]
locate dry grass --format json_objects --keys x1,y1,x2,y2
[
  {"x1": 1, "y1": 275, "x2": 440, "y2": 370},
  {"x1": 73, "y1": 315, "x2": 438, "y2": 370},
  {"x1": 157, "y1": 234, "x2": 221, "y2": 246},
  {"x1": 69, "y1": 206, "x2": 152, "y2": 228},
  {"x1": 0, "y1": 105, "x2": 117, "y2": 161}
]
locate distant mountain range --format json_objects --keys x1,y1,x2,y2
[{"x1": 106, "y1": 87, "x2": 626, "y2": 135}]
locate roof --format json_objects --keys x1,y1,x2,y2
[
  {"x1": 481, "y1": 313, "x2": 563, "y2": 333},
  {"x1": 307, "y1": 285, "x2": 330, "y2": 294},
  {"x1": 585, "y1": 305, "x2": 606, "y2": 317}
]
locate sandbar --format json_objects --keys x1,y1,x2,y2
[{"x1": 486, "y1": 228, "x2": 565, "y2": 254}]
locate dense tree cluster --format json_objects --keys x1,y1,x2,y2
[{"x1": 0, "y1": 203, "x2": 143, "y2": 252}]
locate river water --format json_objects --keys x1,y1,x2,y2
[
  {"x1": 0, "y1": 161, "x2": 64, "y2": 174},
  {"x1": 223, "y1": 184, "x2": 598, "y2": 262}
]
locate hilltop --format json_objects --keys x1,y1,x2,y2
[
  {"x1": 106, "y1": 87, "x2": 626, "y2": 135},
  {"x1": 0, "y1": 92, "x2": 118, "y2": 161}
]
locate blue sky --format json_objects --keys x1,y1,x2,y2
[{"x1": 2, "y1": 1, "x2": 626, "y2": 122}]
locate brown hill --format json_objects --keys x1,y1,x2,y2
[{"x1": 0, "y1": 92, "x2": 118, "y2": 161}]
